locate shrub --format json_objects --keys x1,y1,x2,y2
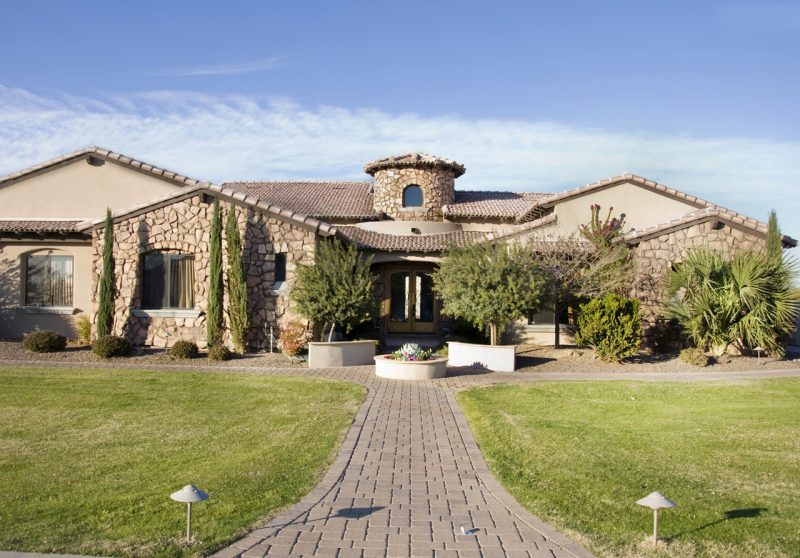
[
  {"x1": 280, "y1": 321, "x2": 308, "y2": 356},
  {"x1": 207, "y1": 199, "x2": 224, "y2": 347},
  {"x1": 23, "y1": 330, "x2": 67, "y2": 353},
  {"x1": 75, "y1": 315, "x2": 92, "y2": 344},
  {"x1": 169, "y1": 340, "x2": 199, "y2": 359},
  {"x1": 96, "y1": 208, "x2": 115, "y2": 338},
  {"x1": 576, "y1": 293, "x2": 641, "y2": 362},
  {"x1": 225, "y1": 205, "x2": 249, "y2": 353},
  {"x1": 207, "y1": 343, "x2": 231, "y2": 361},
  {"x1": 93, "y1": 335, "x2": 132, "y2": 358},
  {"x1": 680, "y1": 347, "x2": 711, "y2": 367}
]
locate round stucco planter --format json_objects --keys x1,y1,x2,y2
[
  {"x1": 308, "y1": 340, "x2": 376, "y2": 368},
  {"x1": 447, "y1": 341, "x2": 517, "y2": 372},
  {"x1": 374, "y1": 355, "x2": 448, "y2": 380}
]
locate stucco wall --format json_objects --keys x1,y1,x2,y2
[
  {"x1": 0, "y1": 241, "x2": 93, "y2": 338},
  {"x1": 90, "y1": 194, "x2": 316, "y2": 349},
  {"x1": 0, "y1": 158, "x2": 181, "y2": 219},
  {"x1": 551, "y1": 182, "x2": 699, "y2": 237}
]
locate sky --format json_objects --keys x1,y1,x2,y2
[{"x1": 1, "y1": 0, "x2": 799, "y2": 239}]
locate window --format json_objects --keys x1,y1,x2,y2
[
  {"x1": 274, "y1": 253, "x2": 287, "y2": 283},
  {"x1": 25, "y1": 254, "x2": 73, "y2": 306},
  {"x1": 402, "y1": 184, "x2": 423, "y2": 207},
  {"x1": 142, "y1": 253, "x2": 194, "y2": 309}
]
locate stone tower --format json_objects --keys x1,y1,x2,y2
[{"x1": 364, "y1": 153, "x2": 466, "y2": 221}]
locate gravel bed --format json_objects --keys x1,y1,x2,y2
[
  {"x1": 1, "y1": 340, "x2": 798, "y2": 374},
  {"x1": 0, "y1": 341, "x2": 304, "y2": 368}
]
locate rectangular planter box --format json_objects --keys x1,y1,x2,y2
[
  {"x1": 447, "y1": 341, "x2": 517, "y2": 372},
  {"x1": 308, "y1": 340, "x2": 376, "y2": 368}
]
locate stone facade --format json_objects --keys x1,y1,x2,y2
[
  {"x1": 372, "y1": 167, "x2": 456, "y2": 221},
  {"x1": 91, "y1": 194, "x2": 316, "y2": 349},
  {"x1": 631, "y1": 220, "x2": 764, "y2": 335}
]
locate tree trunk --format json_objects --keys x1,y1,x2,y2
[
  {"x1": 327, "y1": 322, "x2": 336, "y2": 342},
  {"x1": 490, "y1": 323, "x2": 498, "y2": 346},
  {"x1": 553, "y1": 299, "x2": 562, "y2": 349}
]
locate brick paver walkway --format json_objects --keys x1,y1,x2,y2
[{"x1": 212, "y1": 366, "x2": 595, "y2": 558}]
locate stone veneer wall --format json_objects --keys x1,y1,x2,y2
[
  {"x1": 91, "y1": 194, "x2": 316, "y2": 349},
  {"x1": 372, "y1": 167, "x2": 455, "y2": 221},
  {"x1": 632, "y1": 220, "x2": 764, "y2": 337}
]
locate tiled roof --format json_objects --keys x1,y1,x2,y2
[
  {"x1": 364, "y1": 152, "x2": 466, "y2": 177},
  {"x1": 624, "y1": 208, "x2": 798, "y2": 247},
  {"x1": 223, "y1": 181, "x2": 381, "y2": 220},
  {"x1": 0, "y1": 219, "x2": 88, "y2": 234},
  {"x1": 0, "y1": 146, "x2": 209, "y2": 189},
  {"x1": 444, "y1": 191, "x2": 554, "y2": 219},
  {"x1": 484, "y1": 214, "x2": 559, "y2": 241},
  {"x1": 336, "y1": 226, "x2": 488, "y2": 253}
]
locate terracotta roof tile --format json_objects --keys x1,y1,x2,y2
[
  {"x1": 223, "y1": 181, "x2": 381, "y2": 220},
  {"x1": 444, "y1": 191, "x2": 554, "y2": 219},
  {"x1": 0, "y1": 219, "x2": 87, "y2": 233},
  {"x1": 364, "y1": 152, "x2": 466, "y2": 177},
  {"x1": 336, "y1": 226, "x2": 488, "y2": 253}
]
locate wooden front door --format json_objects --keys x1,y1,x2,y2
[{"x1": 386, "y1": 268, "x2": 436, "y2": 334}]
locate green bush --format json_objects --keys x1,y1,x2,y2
[
  {"x1": 576, "y1": 293, "x2": 641, "y2": 362},
  {"x1": 680, "y1": 347, "x2": 711, "y2": 367},
  {"x1": 92, "y1": 335, "x2": 132, "y2": 359},
  {"x1": 169, "y1": 340, "x2": 199, "y2": 359},
  {"x1": 207, "y1": 344, "x2": 231, "y2": 361},
  {"x1": 23, "y1": 330, "x2": 67, "y2": 353},
  {"x1": 75, "y1": 315, "x2": 92, "y2": 344}
]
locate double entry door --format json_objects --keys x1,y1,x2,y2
[{"x1": 386, "y1": 267, "x2": 436, "y2": 334}]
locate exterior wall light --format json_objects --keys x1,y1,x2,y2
[
  {"x1": 170, "y1": 484, "x2": 210, "y2": 543},
  {"x1": 636, "y1": 491, "x2": 676, "y2": 545}
]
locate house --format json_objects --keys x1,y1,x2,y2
[{"x1": 0, "y1": 147, "x2": 794, "y2": 349}]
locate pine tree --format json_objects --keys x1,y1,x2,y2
[
  {"x1": 207, "y1": 199, "x2": 224, "y2": 347},
  {"x1": 225, "y1": 205, "x2": 249, "y2": 353},
  {"x1": 96, "y1": 208, "x2": 115, "y2": 338}
]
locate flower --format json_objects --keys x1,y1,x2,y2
[{"x1": 391, "y1": 343, "x2": 434, "y2": 361}]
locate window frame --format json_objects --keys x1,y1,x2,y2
[
  {"x1": 22, "y1": 253, "x2": 74, "y2": 308},
  {"x1": 141, "y1": 252, "x2": 195, "y2": 310},
  {"x1": 402, "y1": 184, "x2": 424, "y2": 208}
]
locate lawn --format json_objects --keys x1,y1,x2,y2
[
  {"x1": 458, "y1": 379, "x2": 800, "y2": 558},
  {"x1": 0, "y1": 367, "x2": 365, "y2": 557}
]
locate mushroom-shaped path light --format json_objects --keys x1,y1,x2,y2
[
  {"x1": 636, "y1": 491, "x2": 676, "y2": 545},
  {"x1": 170, "y1": 484, "x2": 210, "y2": 543}
]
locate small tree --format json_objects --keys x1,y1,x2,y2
[
  {"x1": 533, "y1": 236, "x2": 633, "y2": 348},
  {"x1": 579, "y1": 204, "x2": 627, "y2": 249},
  {"x1": 575, "y1": 293, "x2": 641, "y2": 362},
  {"x1": 207, "y1": 199, "x2": 224, "y2": 347},
  {"x1": 96, "y1": 208, "x2": 115, "y2": 338},
  {"x1": 292, "y1": 238, "x2": 377, "y2": 342},
  {"x1": 433, "y1": 241, "x2": 542, "y2": 345},
  {"x1": 225, "y1": 206, "x2": 249, "y2": 353}
]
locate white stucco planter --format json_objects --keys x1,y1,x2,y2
[
  {"x1": 308, "y1": 340, "x2": 376, "y2": 368},
  {"x1": 374, "y1": 355, "x2": 448, "y2": 380},
  {"x1": 447, "y1": 341, "x2": 517, "y2": 372}
]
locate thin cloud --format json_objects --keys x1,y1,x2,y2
[
  {"x1": 0, "y1": 86, "x2": 798, "y2": 239},
  {"x1": 155, "y1": 56, "x2": 284, "y2": 77}
]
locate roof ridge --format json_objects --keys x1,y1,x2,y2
[{"x1": 223, "y1": 180, "x2": 372, "y2": 185}]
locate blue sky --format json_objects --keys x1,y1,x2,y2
[{"x1": 1, "y1": 0, "x2": 799, "y2": 238}]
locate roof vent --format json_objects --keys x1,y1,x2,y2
[{"x1": 87, "y1": 156, "x2": 105, "y2": 167}]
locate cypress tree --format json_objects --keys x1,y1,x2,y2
[
  {"x1": 96, "y1": 208, "x2": 115, "y2": 338},
  {"x1": 225, "y1": 205, "x2": 249, "y2": 353},
  {"x1": 207, "y1": 199, "x2": 224, "y2": 347}
]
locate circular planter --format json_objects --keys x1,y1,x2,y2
[{"x1": 374, "y1": 355, "x2": 448, "y2": 380}]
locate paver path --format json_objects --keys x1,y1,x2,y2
[{"x1": 213, "y1": 365, "x2": 597, "y2": 558}]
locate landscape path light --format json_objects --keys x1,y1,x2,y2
[
  {"x1": 170, "y1": 484, "x2": 209, "y2": 543},
  {"x1": 636, "y1": 491, "x2": 676, "y2": 545}
]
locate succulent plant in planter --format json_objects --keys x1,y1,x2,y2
[{"x1": 388, "y1": 343, "x2": 434, "y2": 362}]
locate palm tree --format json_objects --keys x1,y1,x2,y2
[{"x1": 666, "y1": 213, "x2": 799, "y2": 356}]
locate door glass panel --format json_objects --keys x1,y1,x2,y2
[
  {"x1": 415, "y1": 272, "x2": 435, "y2": 322},
  {"x1": 390, "y1": 272, "x2": 409, "y2": 322}
]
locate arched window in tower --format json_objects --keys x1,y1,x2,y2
[{"x1": 402, "y1": 184, "x2": 423, "y2": 207}]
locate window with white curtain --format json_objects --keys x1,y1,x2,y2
[{"x1": 25, "y1": 254, "x2": 73, "y2": 307}]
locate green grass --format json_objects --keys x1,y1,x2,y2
[
  {"x1": 458, "y1": 379, "x2": 800, "y2": 558},
  {"x1": 0, "y1": 367, "x2": 365, "y2": 557}
]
